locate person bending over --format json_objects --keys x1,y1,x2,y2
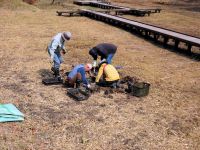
[
  {"x1": 66, "y1": 64, "x2": 92, "y2": 88},
  {"x1": 48, "y1": 32, "x2": 72, "y2": 80},
  {"x1": 89, "y1": 43, "x2": 117, "y2": 68}
]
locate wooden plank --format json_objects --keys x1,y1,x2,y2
[
  {"x1": 73, "y1": 0, "x2": 91, "y2": 5},
  {"x1": 56, "y1": 10, "x2": 82, "y2": 16}
]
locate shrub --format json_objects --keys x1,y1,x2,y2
[{"x1": 23, "y1": 0, "x2": 37, "y2": 5}]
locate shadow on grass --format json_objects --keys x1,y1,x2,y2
[
  {"x1": 184, "y1": 6, "x2": 200, "y2": 12},
  {"x1": 139, "y1": 35, "x2": 200, "y2": 61},
  {"x1": 38, "y1": 69, "x2": 54, "y2": 79}
]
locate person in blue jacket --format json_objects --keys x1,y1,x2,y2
[
  {"x1": 47, "y1": 32, "x2": 72, "y2": 80},
  {"x1": 66, "y1": 64, "x2": 92, "y2": 88}
]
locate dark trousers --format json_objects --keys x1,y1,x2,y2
[{"x1": 97, "y1": 79, "x2": 119, "y2": 87}]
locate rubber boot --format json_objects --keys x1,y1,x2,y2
[
  {"x1": 75, "y1": 79, "x2": 82, "y2": 88},
  {"x1": 51, "y1": 67, "x2": 56, "y2": 75},
  {"x1": 54, "y1": 69, "x2": 62, "y2": 81}
]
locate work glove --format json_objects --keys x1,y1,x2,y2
[
  {"x1": 92, "y1": 60, "x2": 97, "y2": 68},
  {"x1": 62, "y1": 49, "x2": 66, "y2": 54},
  {"x1": 87, "y1": 84, "x2": 91, "y2": 89}
]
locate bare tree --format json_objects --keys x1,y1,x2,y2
[
  {"x1": 51, "y1": 0, "x2": 55, "y2": 5},
  {"x1": 51, "y1": 0, "x2": 64, "y2": 5}
]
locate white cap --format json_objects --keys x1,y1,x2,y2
[
  {"x1": 86, "y1": 63, "x2": 92, "y2": 70},
  {"x1": 62, "y1": 32, "x2": 72, "y2": 41}
]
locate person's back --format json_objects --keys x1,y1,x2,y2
[
  {"x1": 68, "y1": 64, "x2": 84, "y2": 79},
  {"x1": 48, "y1": 33, "x2": 63, "y2": 53},
  {"x1": 89, "y1": 43, "x2": 117, "y2": 65},
  {"x1": 95, "y1": 63, "x2": 120, "y2": 83},
  {"x1": 67, "y1": 64, "x2": 92, "y2": 87},
  {"x1": 103, "y1": 64, "x2": 120, "y2": 81},
  {"x1": 96, "y1": 43, "x2": 117, "y2": 56},
  {"x1": 52, "y1": 33, "x2": 62, "y2": 41}
]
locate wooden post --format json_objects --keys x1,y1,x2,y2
[
  {"x1": 187, "y1": 44, "x2": 192, "y2": 54},
  {"x1": 145, "y1": 31, "x2": 149, "y2": 38},
  {"x1": 153, "y1": 34, "x2": 158, "y2": 41},
  {"x1": 164, "y1": 36, "x2": 169, "y2": 46},
  {"x1": 174, "y1": 40, "x2": 179, "y2": 49}
]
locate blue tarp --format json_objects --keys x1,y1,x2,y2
[{"x1": 0, "y1": 104, "x2": 24, "y2": 122}]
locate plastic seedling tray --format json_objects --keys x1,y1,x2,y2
[{"x1": 67, "y1": 88, "x2": 90, "y2": 101}]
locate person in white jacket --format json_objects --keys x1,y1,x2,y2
[{"x1": 47, "y1": 32, "x2": 72, "y2": 80}]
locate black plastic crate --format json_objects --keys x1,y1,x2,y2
[
  {"x1": 128, "y1": 82, "x2": 150, "y2": 97},
  {"x1": 42, "y1": 78, "x2": 63, "y2": 85}
]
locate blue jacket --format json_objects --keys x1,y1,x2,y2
[{"x1": 68, "y1": 64, "x2": 88, "y2": 85}]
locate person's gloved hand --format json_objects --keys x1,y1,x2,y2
[
  {"x1": 92, "y1": 60, "x2": 97, "y2": 68},
  {"x1": 62, "y1": 49, "x2": 66, "y2": 54},
  {"x1": 87, "y1": 84, "x2": 91, "y2": 89}
]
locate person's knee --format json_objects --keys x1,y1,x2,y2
[
  {"x1": 77, "y1": 73, "x2": 82, "y2": 80},
  {"x1": 67, "y1": 78, "x2": 75, "y2": 86}
]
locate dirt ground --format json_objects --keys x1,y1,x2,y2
[{"x1": 0, "y1": 0, "x2": 200, "y2": 149}]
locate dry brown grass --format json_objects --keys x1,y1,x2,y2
[
  {"x1": 112, "y1": 0, "x2": 200, "y2": 38},
  {"x1": 0, "y1": 0, "x2": 39, "y2": 10},
  {"x1": 0, "y1": 0, "x2": 200, "y2": 149}
]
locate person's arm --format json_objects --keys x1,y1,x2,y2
[
  {"x1": 89, "y1": 48, "x2": 98, "y2": 67},
  {"x1": 89, "y1": 49, "x2": 98, "y2": 60},
  {"x1": 78, "y1": 67, "x2": 88, "y2": 85},
  {"x1": 95, "y1": 65, "x2": 104, "y2": 83},
  {"x1": 61, "y1": 44, "x2": 65, "y2": 50},
  {"x1": 61, "y1": 44, "x2": 66, "y2": 53},
  {"x1": 60, "y1": 39, "x2": 67, "y2": 54},
  {"x1": 92, "y1": 55, "x2": 97, "y2": 60}
]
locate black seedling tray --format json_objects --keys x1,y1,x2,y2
[
  {"x1": 67, "y1": 88, "x2": 90, "y2": 101},
  {"x1": 42, "y1": 78, "x2": 63, "y2": 85}
]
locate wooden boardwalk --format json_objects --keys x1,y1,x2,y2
[
  {"x1": 56, "y1": 9, "x2": 135, "y2": 16},
  {"x1": 81, "y1": 9, "x2": 200, "y2": 52},
  {"x1": 73, "y1": 0, "x2": 161, "y2": 16}
]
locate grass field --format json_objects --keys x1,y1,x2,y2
[{"x1": 0, "y1": 0, "x2": 200, "y2": 149}]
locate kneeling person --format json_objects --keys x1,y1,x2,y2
[
  {"x1": 95, "y1": 60, "x2": 120, "y2": 88},
  {"x1": 67, "y1": 64, "x2": 92, "y2": 88}
]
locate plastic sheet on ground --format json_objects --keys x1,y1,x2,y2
[{"x1": 0, "y1": 103, "x2": 24, "y2": 122}]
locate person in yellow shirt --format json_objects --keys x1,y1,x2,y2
[{"x1": 95, "y1": 60, "x2": 120, "y2": 88}]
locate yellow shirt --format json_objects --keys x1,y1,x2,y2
[{"x1": 95, "y1": 63, "x2": 120, "y2": 83}]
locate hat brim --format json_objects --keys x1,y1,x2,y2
[{"x1": 62, "y1": 34, "x2": 70, "y2": 41}]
